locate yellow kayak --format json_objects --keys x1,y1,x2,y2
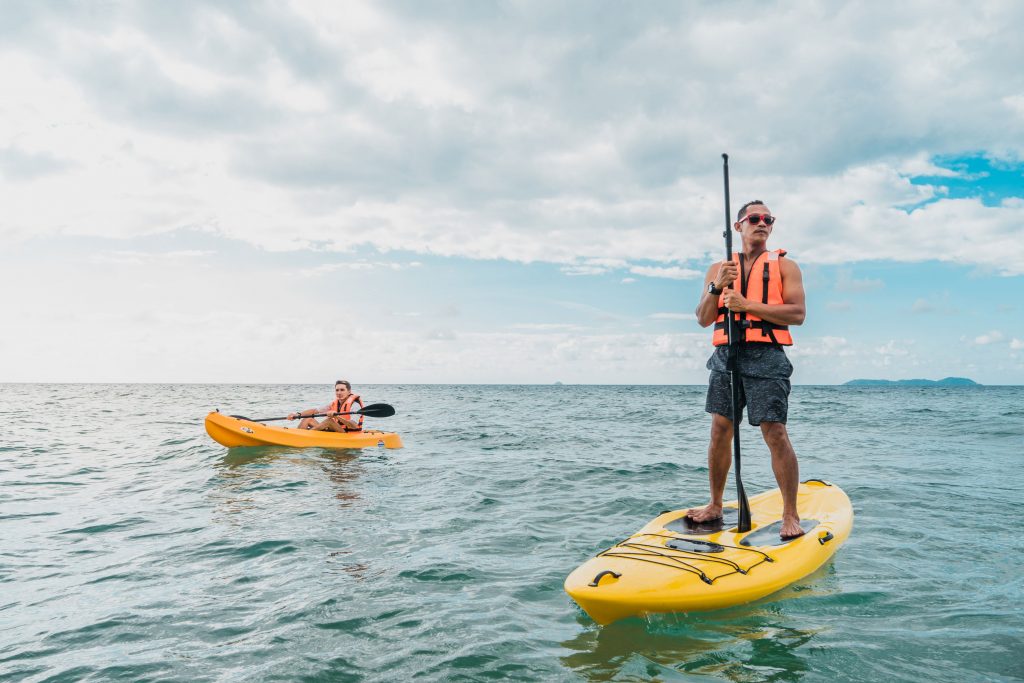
[
  {"x1": 564, "y1": 480, "x2": 852, "y2": 624},
  {"x1": 204, "y1": 411, "x2": 403, "y2": 449}
]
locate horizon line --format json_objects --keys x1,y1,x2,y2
[{"x1": 0, "y1": 381, "x2": 1009, "y2": 387}]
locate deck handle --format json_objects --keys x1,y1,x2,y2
[
  {"x1": 819, "y1": 531, "x2": 835, "y2": 545},
  {"x1": 588, "y1": 570, "x2": 621, "y2": 587}
]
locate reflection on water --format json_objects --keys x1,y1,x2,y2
[
  {"x1": 209, "y1": 446, "x2": 369, "y2": 524},
  {"x1": 562, "y1": 610, "x2": 818, "y2": 682},
  {"x1": 209, "y1": 446, "x2": 377, "y2": 580},
  {"x1": 216, "y1": 445, "x2": 298, "y2": 469},
  {"x1": 561, "y1": 564, "x2": 837, "y2": 681},
  {"x1": 327, "y1": 549, "x2": 378, "y2": 581},
  {"x1": 318, "y1": 450, "x2": 365, "y2": 507}
]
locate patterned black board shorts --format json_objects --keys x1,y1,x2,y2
[{"x1": 705, "y1": 345, "x2": 793, "y2": 426}]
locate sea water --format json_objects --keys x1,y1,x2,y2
[{"x1": 1, "y1": 384, "x2": 1021, "y2": 682}]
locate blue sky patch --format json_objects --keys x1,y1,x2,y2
[{"x1": 911, "y1": 154, "x2": 1024, "y2": 206}]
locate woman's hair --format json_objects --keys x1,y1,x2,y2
[{"x1": 335, "y1": 380, "x2": 351, "y2": 390}]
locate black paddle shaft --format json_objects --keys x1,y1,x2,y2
[
  {"x1": 722, "y1": 154, "x2": 753, "y2": 532},
  {"x1": 231, "y1": 403, "x2": 396, "y2": 422}
]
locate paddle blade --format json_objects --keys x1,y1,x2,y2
[
  {"x1": 357, "y1": 403, "x2": 395, "y2": 418},
  {"x1": 736, "y1": 480, "x2": 752, "y2": 533}
]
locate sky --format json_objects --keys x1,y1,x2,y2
[{"x1": 2, "y1": 1, "x2": 1023, "y2": 384}]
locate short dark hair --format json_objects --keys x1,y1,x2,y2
[
  {"x1": 335, "y1": 380, "x2": 351, "y2": 390},
  {"x1": 737, "y1": 199, "x2": 767, "y2": 222}
]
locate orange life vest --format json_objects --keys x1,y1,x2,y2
[
  {"x1": 330, "y1": 393, "x2": 363, "y2": 432},
  {"x1": 712, "y1": 249, "x2": 793, "y2": 346}
]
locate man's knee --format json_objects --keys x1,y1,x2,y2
[
  {"x1": 760, "y1": 422, "x2": 790, "y2": 450},
  {"x1": 710, "y1": 414, "x2": 733, "y2": 444}
]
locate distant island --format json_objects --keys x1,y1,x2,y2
[{"x1": 844, "y1": 377, "x2": 980, "y2": 387}]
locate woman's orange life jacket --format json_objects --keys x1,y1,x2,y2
[
  {"x1": 330, "y1": 393, "x2": 363, "y2": 432},
  {"x1": 712, "y1": 249, "x2": 793, "y2": 346}
]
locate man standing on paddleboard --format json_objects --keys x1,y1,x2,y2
[{"x1": 689, "y1": 200, "x2": 807, "y2": 539}]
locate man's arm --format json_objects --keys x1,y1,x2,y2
[
  {"x1": 288, "y1": 405, "x2": 325, "y2": 420},
  {"x1": 696, "y1": 261, "x2": 738, "y2": 327},
  {"x1": 721, "y1": 258, "x2": 806, "y2": 326}
]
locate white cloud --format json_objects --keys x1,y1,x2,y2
[
  {"x1": 1005, "y1": 95, "x2": 1024, "y2": 119},
  {"x1": 509, "y1": 323, "x2": 587, "y2": 332},
  {"x1": 2, "y1": 2, "x2": 1023, "y2": 274},
  {"x1": 897, "y1": 154, "x2": 962, "y2": 178},
  {"x1": 629, "y1": 265, "x2": 703, "y2": 280},
  {"x1": 2, "y1": 3, "x2": 1024, "y2": 383},
  {"x1": 911, "y1": 298, "x2": 934, "y2": 313},
  {"x1": 299, "y1": 260, "x2": 420, "y2": 276},
  {"x1": 876, "y1": 340, "x2": 911, "y2": 355},
  {"x1": 2, "y1": 240, "x2": 1016, "y2": 383},
  {"x1": 560, "y1": 258, "x2": 624, "y2": 276},
  {"x1": 290, "y1": 0, "x2": 478, "y2": 109},
  {"x1": 87, "y1": 250, "x2": 215, "y2": 266},
  {"x1": 1011, "y1": 338, "x2": 1024, "y2": 350},
  {"x1": 873, "y1": 340, "x2": 915, "y2": 367},
  {"x1": 166, "y1": 250, "x2": 215, "y2": 258},
  {"x1": 650, "y1": 312, "x2": 696, "y2": 320},
  {"x1": 788, "y1": 336, "x2": 853, "y2": 358},
  {"x1": 974, "y1": 330, "x2": 1005, "y2": 345},
  {"x1": 560, "y1": 265, "x2": 607, "y2": 276},
  {"x1": 910, "y1": 294, "x2": 958, "y2": 315}
]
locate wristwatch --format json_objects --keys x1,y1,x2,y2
[{"x1": 708, "y1": 282, "x2": 724, "y2": 296}]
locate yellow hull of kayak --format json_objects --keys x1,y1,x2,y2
[
  {"x1": 564, "y1": 480, "x2": 852, "y2": 624},
  {"x1": 204, "y1": 411, "x2": 403, "y2": 450}
]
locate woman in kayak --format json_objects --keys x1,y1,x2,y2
[{"x1": 287, "y1": 380, "x2": 364, "y2": 432}]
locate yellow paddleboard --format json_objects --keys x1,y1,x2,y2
[
  {"x1": 564, "y1": 480, "x2": 852, "y2": 624},
  {"x1": 204, "y1": 411, "x2": 403, "y2": 449}
]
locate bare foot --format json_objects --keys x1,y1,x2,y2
[
  {"x1": 780, "y1": 515, "x2": 805, "y2": 539},
  {"x1": 684, "y1": 503, "x2": 723, "y2": 523}
]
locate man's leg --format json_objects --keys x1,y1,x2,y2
[
  {"x1": 299, "y1": 417, "x2": 319, "y2": 429},
  {"x1": 761, "y1": 421, "x2": 802, "y2": 538},
  {"x1": 312, "y1": 417, "x2": 344, "y2": 432},
  {"x1": 686, "y1": 413, "x2": 733, "y2": 522}
]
